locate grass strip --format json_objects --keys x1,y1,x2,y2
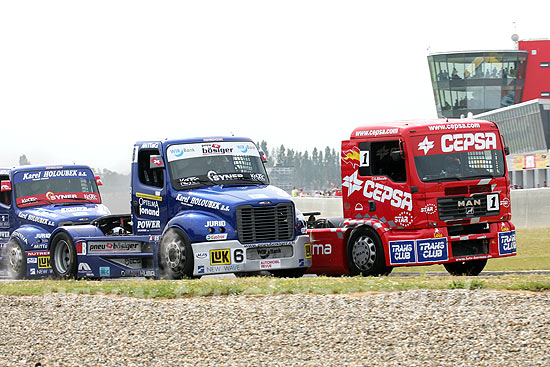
[{"x1": 0, "y1": 274, "x2": 548, "y2": 299}]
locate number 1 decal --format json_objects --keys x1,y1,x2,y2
[
  {"x1": 360, "y1": 151, "x2": 369, "y2": 167},
  {"x1": 487, "y1": 193, "x2": 499, "y2": 211}
]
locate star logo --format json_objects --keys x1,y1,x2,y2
[
  {"x1": 418, "y1": 136, "x2": 434, "y2": 155},
  {"x1": 342, "y1": 171, "x2": 364, "y2": 197}
]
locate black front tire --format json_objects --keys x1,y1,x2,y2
[
  {"x1": 6, "y1": 239, "x2": 26, "y2": 279},
  {"x1": 444, "y1": 259, "x2": 487, "y2": 276},
  {"x1": 347, "y1": 228, "x2": 390, "y2": 276},
  {"x1": 158, "y1": 228, "x2": 194, "y2": 279},
  {"x1": 50, "y1": 232, "x2": 78, "y2": 279}
]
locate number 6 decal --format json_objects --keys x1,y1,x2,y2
[{"x1": 487, "y1": 193, "x2": 499, "y2": 211}]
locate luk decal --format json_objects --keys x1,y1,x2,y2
[
  {"x1": 420, "y1": 204, "x2": 437, "y2": 215},
  {"x1": 416, "y1": 238, "x2": 448, "y2": 263},
  {"x1": 139, "y1": 197, "x2": 160, "y2": 217},
  {"x1": 206, "y1": 233, "x2": 228, "y2": 241},
  {"x1": 88, "y1": 241, "x2": 141, "y2": 254},
  {"x1": 38, "y1": 256, "x2": 51, "y2": 269},
  {"x1": 210, "y1": 249, "x2": 231, "y2": 265},
  {"x1": 175, "y1": 193, "x2": 230, "y2": 212},
  {"x1": 389, "y1": 240, "x2": 415, "y2": 265},
  {"x1": 498, "y1": 230, "x2": 516, "y2": 255},
  {"x1": 341, "y1": 147, "x2": 360, "y2": 168},
  {"x1": 136, "y1": 220, "x2": 161, "y2": 232},
  {"x1": 394, "y1": 211, "x2": 413, "y2": 227}
]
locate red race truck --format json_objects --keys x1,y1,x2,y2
[{"x1": 307, "y1": 119, "x2": 516, "y2": 276}]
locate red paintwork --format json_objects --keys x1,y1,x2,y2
[
  {"x1": 519, "y1": 39, "x2": 550, "y2": 101},
  {"x1": 308, "y1": 119, "x2": 516, "y2": 275}
]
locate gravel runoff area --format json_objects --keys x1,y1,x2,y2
[{"x1": 0, "y1": 290, "x2": 548, "y2": 367}]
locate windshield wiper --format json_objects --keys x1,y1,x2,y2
[{"x1": 423, "y1": 176, "x2": 463, "y2": 182}]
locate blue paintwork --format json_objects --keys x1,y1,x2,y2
[
  {"x1": 0, "y1": 165, "x2": 109, "y2": 277},
  {"x1": 51, "y1": 137, "x2": 308, "y2": 278}
]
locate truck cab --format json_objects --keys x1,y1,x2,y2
[
  {"x1": 308, "y1": 119, "x2": 516, "y2": 276},
  {"x1": 48, "y1": 137, "x2": 311, "y2": 279},
  {"x1": 0, "y1": 165, "x2": 109, "y2": 278}
]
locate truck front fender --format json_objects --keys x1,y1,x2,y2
[
  {"x1": 11, "y1": 225, "x2": 52, "y2": 251},
  {"x1": 164, "y1": 212, "x2": 236, "y2": 243},
  {"x1": 49, "y1": 225, "x2": 105, "y2": 249}
]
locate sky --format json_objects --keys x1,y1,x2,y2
[{"x1": 1, "y1": 1, "x2": 549, "y2": 174}]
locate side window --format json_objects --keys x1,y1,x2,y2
[
  {"x1": 138, "y1": 149, "x2": 164, "y2": 188},
  {"x1": 371, "y1": 140, "x2": 407, "y2": 183},
  {"x1": 0, "y1": 175, "x2": 11, "y2": 206}
]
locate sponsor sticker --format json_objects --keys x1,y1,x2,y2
[
  {"x1": 210, "y1": 249, "x2": 231, "y2": 265},
  {"x1": 0, "y1": 214, "x2": 9, "y2": 228},
  {"x1": 136, "y1": 192, "x2": 162, "y2": 202},
  {"x1": 206, "y1": 233, "x2": 228, "y2": 241},
  {"x1": 88, "y1": 241, "x2": 141, "y2": 254},
  {"x1": 498, "y1": 230, "x2": 516, "y2": 255},
  {"x1": 100, "y1": 267, "x2": 111, "y2": 277},
  {"x1": 389, "y1": 240, "x2": 416, "y2": 265},
  {"x1": 38, "y1": 256, "x2": 51, "y2": 269},
  {"x1": 27, "y1": 257, "x2": 38, "y2": 264},
  {"x1": 416, "y1": 238, "x2": 448, "y2": 263},
  {"x1": 260, "y1": 259, "x2": 281, "y2": 269},
  {"x1": 304, "y1": 243, "x2": 312, "y2": 259}
]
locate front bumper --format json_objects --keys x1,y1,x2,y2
[{"x1": 191, "y1": 235, "x2": 312, "y2": 276}]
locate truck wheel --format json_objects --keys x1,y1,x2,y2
[
  {"x1": 269, "y1": 268, "x2": 307, "y2": 278},
  {"x1": 6, "y1": 239, "x2": 26, "y2": 279},
  {"x1": 158, "y1": 228, "x2": 194, "y2": 279},
  {"x1": 347, "y1": 228, "x2": 388, "y2": 276},
  {"x1": 444, "y1": 259, "x2": 487, "y2": 276},
  {"x1": 50, "y1": 233, "x2": 78, "y2": 279}
]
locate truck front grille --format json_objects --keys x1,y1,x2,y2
[
  {"x1": 438, "y1": 194, "x2": 493, "y2": 221},
  {"x1": 236, "y1": 203, "x2": 295, "y2": 244}
]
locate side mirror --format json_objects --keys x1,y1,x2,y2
[
  {"x1": 391, "y1": 149, "x2": 404, "y2": 161},
  {"x1": 150, "y1": 155, "x2": 165, "y2": 169},
  {"x1": 1, "y1": 180, "x2": 11, "y2": 192},
  {"x1": 504, "y1": 146, "x2": 510, "y2": 156},
  {"x1": 94, "y1": 175, "x2": 103, "y2": 186},
  {"x1": 259, "y1": 149, "x2": 267, "y2": 163}
]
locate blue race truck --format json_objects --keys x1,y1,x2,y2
[
  {"x1": 44, "y1": 137, "x2": 311, "y2": 279},
  {"x1": 0, "y1": 165, "x2": 110, "y2": 278}
]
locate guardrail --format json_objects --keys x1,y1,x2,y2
[{"x1": 293, "y1": 188, "x2": 550, "y2": 229}]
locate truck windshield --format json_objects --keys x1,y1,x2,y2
[
  {"x1": 166, "y1": 141, "x2": 269, "y2": 190},
  {"x1": 14, "y1": 168, "x2": 101, "y2": 208},
  {"x1": 415, "y1": 150, "x2": 506, "y2": 183}
]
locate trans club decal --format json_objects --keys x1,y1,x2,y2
[
  {"x1": 389, "y1": 238, "x2": 449, "y2": 265},
  {"x1": 498, "y1": 230, "x2": 516, "y2": 255}
]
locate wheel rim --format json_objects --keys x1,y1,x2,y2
[
  {"x1": 164, "y1": 239, "x2": 184, "y2": 269},
  {"x1": 351, "y1": 235, "x2": 376, "y2": 271},
  {"x1": 54, "y1": 240, "x2": 71, "y2": 274},
  {"x1": 8, "y1": 244, "x2": 23, "y2": 273}
]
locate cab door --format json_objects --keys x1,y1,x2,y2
[
  {"x1": 342, "y1": 138, "x2": 414, "y2": 229},
  {"x1": 131, "y1": 143, "x2": 167, "y2": 235}
]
